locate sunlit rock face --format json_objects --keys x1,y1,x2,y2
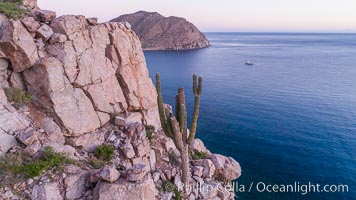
[{"x1": 1, "y1": 12, "x2": 160, "y2": 136}]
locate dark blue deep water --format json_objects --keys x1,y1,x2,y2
[{"x1": 144, "y1": 33, "x2": 356, "y2": 200}]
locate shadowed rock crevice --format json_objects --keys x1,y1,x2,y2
[
  {"x1": 115, "y1": 73, "x2": 134, "y2": 111},
  {"x1": 105, "y1": 44, "x2": 122, "y2": 67}
]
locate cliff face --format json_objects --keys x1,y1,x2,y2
[
  {"x1": 0, "y1": 12, "x2": 160, "y2": 136},
  {"x1": 0, "y1": 2, "x2": 240, "y2": 200},
  {"x1": 111, "y1": 11, "x2": 210, "y2": 50}
]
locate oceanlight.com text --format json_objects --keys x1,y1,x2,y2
[
  {"x1": 169, "y1": 181, "x2": 349, "y2": 196},
  {"x1": 254, "y1": 182, "x2": 348, "y2": 195}
]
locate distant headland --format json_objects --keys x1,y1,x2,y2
[{"x1": 111, "y1": 11, "x2": 210, "y2": 50}]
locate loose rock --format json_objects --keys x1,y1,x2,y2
[
  {"x1": 39, "y1": 117, "x2": 65, "y2": 144},
  {"x1": 65, "y1": 171, "x2": 89, "y2": 200},
  {"x1": 24, "y1": 141, "x2": 42, "y2": 155},
  {"x1": 210, "y1": 154, "x2": 241, "y2": 181},
  {"x1": 99, "y1": 166, "x2": 120, "y2": 183},
  {"x1": 23, "y1": 0, "x2": 38, "y2": 9},
  {"x1": 126, "y1": 164, "x2": 149, "y2": 182},
  {"x1": 191, "y1": 138, "x2": 211, "y2": 154},
  {"x1": 31, "y1": 182, "x2": 62, "y2": 200},
  {"x1": 34, "y1": 10, "x2": 57, "y2": 23},
  {"x1": 0, "y1": 133, "x2": 17, "y2": 156},
  {"x1": 21, "y1": 17, "x2": 40, "y2": 33},
  {"x1": 36, "y1": 24, "x2": 54, "y2": 41},
  {"x1": 120, "y1": 143, "x2": 135, "y2": 159},
  {"x1": 49, "y1": 33, "x2": 67, "y2": 44},
  {"x1": 114, "y1": 116, "x2": 126, "y2": 127},
  {"x1": 0, "y1": 20, "x2": 39, "y2": 72},
  {"x1": 192, "y1": 159, "x2": 216, "y2": 178},
  {"x1": 16, "y1": 127, "x2": 38, "y2": 146}
]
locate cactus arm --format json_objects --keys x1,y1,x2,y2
[
  {"x1": 177, "y1": 88, "x2": 188, "y2": 145},
  {"x1": 156, "y1": 72, "x2": 171, "y2": 137},
  {"x1": 180, "y1": 102, "x2": 188, "y2": 145},
  {"x1": 188, "y1": 96, "x2": 200, "y2": 144},
  {"x1": 193, "y1": 74, "x2": 198, "y2": 95},
  {"x1": 188, "y1": 76, "x2": 203, "y2": 145},
  {"x1": 156, "y1": 73, "x2": 166, "y2": 128},
  {"x1": 164, "y1": 108, "x2": 174, "y2": 138},
  {"x1": 175, "y1": 95, "x2": 179, "y2": 121},
  {"x1": 197, "y1": 76, "x2": 203, "y2": 95}
]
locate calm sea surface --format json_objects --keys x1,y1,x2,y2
[{"x1": 144, "y1": 33, "x2": 356, "y2": 199}]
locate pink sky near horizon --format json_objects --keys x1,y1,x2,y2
[{"x1": 38, "y1": 0, "x2": 356, "y2": 32}]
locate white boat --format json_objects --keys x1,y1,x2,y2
[{"x1": 245, "y1": 61, "x2": 254, "y2": 65}]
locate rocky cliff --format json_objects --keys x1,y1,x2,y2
[
  {"x1": 0, "y1": 1, "x2": 240, "y2": 199},
  {"x1": 111, "y1": 11, "x2": 210, "y2": 50}
]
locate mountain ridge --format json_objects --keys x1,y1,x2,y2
[{"x1": 111, "y1": 11, "x2": 210, "y2": 50}]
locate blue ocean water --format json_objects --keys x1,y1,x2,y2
[{"x1": 144, "y1": 33, "x2": 356, "y2": 200}]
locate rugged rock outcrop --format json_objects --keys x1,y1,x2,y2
[
  {"x1": 1, "y1": 12, "x2": 160, "y2": 136},
  {"x1": 111, "y1": 11, "x2": 210, "y2": 50},
  {"x1": 0, "y1": 2, "x2": 241, "y2": 199}
]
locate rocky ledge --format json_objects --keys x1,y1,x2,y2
[
  {"x1": 111, "y1": 11, "x2": 210, "y2": 50},
  {"x1": 0, "y1": 1, "x2": 240, "y2": 199}
]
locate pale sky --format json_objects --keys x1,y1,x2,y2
[{"x1": 38, "y1": 0, "x2": 356, "y2": 32}]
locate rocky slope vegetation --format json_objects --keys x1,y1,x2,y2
[
  {"x1": 0, "y1": 1, "x2": 240, "y2": 199},
  {"x1": 111, "y1": 11, "x2": 210, "y2": 50}
]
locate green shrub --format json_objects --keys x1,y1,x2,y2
[
  {"x1": 192, "y1": 151, "x2": 209, "y2": 160},
  {"x1": 93, "y1": 145, "x2": 114, "y2": 162},
  {"x1": 145, "y1": 125, "x2": 155, "y2": 142},
  {"x1": 15, "y1": 160, "x2": 45, "y2": 178},
  {"x1": 88, "y1": 158, "x2": 105, "y2": 169},
  {"x1": 4, "y1": 87, "x2": 32, "y2": 108},
  {"x1": 0, "y1": 0, "x2": 27, "y2": 19},
  {"x1": 11, "y1": 146, "x2": 72, "y2": 178},
  {"x1": 41, "y1": 146, "x2": 73, "y2": 168}
]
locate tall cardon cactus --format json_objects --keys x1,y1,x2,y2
[{"x1": 155, "y1": 72, "x2": 203, "y2": 192}]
